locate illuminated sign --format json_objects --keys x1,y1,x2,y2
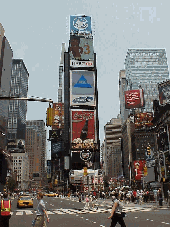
[
  {"x1": 70, "y1": 70, "x2": 95, "y2": 106},
  {"x1": 134, "y1": 160, "x2": 146, "y2": 180},
  {"x1": 70, "y1": 60, "x2": 94, "y2": 68},
  {"x1": 71, "y1": 110, "x2": 96, "y2": 149},
  {"x1": 70, "y1": 15, "x2": 92, "y2": 35},
  {"x1": 52, "y1": 103, "x2": 64, "y2": 130},
  {"x1": 69, "y1": 36, "x2": 94, "y2": 61},
  {"x1": 134, "y1": 112, "x2": 153, "y2": 128},
  {"x1": 125, "y1": 89, "x2": 144, "y2": 109}
]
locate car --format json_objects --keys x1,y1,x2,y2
[
  {"x1": 46, "y1": 192, "x2": 56, "y2": 197},
  {"x1": 17, "y1": 196, "x2": 33, "y2": 208}
]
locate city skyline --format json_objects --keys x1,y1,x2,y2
[{"x1": 1, "y1": 0, "x2": 170, "y2": 159}]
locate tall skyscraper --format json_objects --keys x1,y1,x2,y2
[
  {"x1": 25, "y1": 120, "x2": 46, "y2": 181},
  {"x1": 8, "y1": 59, "x2": 29, "y2": 141},
  {"x1": 64, "y1": 15, "x2": 100, "y2": 171},
  {"x1": 0, "y1": 23, "x2": 13, "y2": 191},
  {"x1": 125, "y1": 49, "x2": 169, "y2": 110}
]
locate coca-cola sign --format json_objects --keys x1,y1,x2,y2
[{"x1": 71, "y1": 110, "x2": 96, "y2": 149}]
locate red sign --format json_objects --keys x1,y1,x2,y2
[
  {"x1": 134, "y1": 112, "x2": 153, "y2": 128},
  {"x1": 71, "y1": 110, "x2": 95, "y2": 147},
  {"x1": 134, "y1": 160, "x2": 146, "y2": 180},
  {"x1": 125, "y1": 89, "x2": 144, "y2": 109}
]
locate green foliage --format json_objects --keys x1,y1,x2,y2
[{"x1": 7, "y1": 177, "x2": 16, "y2": 192}]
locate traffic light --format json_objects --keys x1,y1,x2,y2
[{"x1": 147, "y1": 146, "x2": 151, "y2": 155}]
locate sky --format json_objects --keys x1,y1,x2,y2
[{"x1": 1, "y1": 0, "x2": 170, "y2": 159}]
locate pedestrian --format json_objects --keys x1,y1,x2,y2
[
  {"x1": 33, "y1": 192, "x2": 49, "y2": 226},
  {"x1": 0, "y1": 192, "x2": 11, "y2": 227},
  {"x1": 85, "y1": 195, "x2": 90, "y2": 210},
  {"x1": 158, "y1": 189, "x2": 163, "y2": 207},
  {"x1": 167, "y1": 190, "x2": 170, "y2": 207},
  {"x1": 108, "y1": 193, "x2": 126, "y2": 227}
]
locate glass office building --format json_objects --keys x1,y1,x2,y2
[{"x1": 124, "y1": 49, "x2": 169, "y2": 113}]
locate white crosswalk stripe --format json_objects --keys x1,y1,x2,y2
[{"x1": 11, "y1": 206, "x2": 152, "y2": 216}]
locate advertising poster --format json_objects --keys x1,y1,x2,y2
[
  {"x1": 70, "y1": 15, "x2": 92, "y2": 35},
  {"x1": 71, "y1": 110, "x2": 96, "y2": 149},
  {"x1": 52, "y1": 103, "x2": 64, "y2": 129},
  {"x1": 158, "y1": 80, "x2": 170, "y2": 105},
  {"x1": 69, "y1": 36, "x2": 94, "y2": 61},
  {"x1": 70, "y1": 70, "x2": 95, "y2": 106},
  {"x1": 51, "y1": 141, "x2": 63, "y2": 158},
  {"x1": 125, "y1": 89, "x2": 144, "y2": 109},
  {"x1": 134, "y1": 160, "x2": 146, "y2": 180},
  {"x1": 134, "y1": 112, "x2": 153, "y2": 128}
]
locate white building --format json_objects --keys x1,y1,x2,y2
[{"x1": 11, "y1": 150, "x2": 29, "y2": 190}]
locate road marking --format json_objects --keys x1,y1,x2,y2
[
  {"x1": 16, "y1": 212, "x2": 23, "y2": 215},
  {"x1": 135, "y1": 217, "x2": 138, "y2": 218},
  {"x1": 150, "y1": 220, "x2": 153, "y2": 221},
  {"x1": 25, "y1": 210, "x2": 33, "y2": 215},
  {"x1": 46, "y1": 211, "x2": 54, "y2": 215},
  {"x1": 161, "y1": 222, "x2": 165, "y2": 224}
]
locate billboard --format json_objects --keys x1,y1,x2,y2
[
  {"x1": 70, "y1": 15, "x2": 92, "y2": 36},
  {"x1": 70, "y1": 70, "x2": 95, "y2": 106},
  {"x1": 51, "y1": 141, "x2": 63, "y2": 158},
  {"x1": 71, "y1": 110, "x2": 96, "y2": 149},
  {"x1": 125, "y1": 89, "x2": 144, "y2": 109},
  {"x1": 69, "y1": 36, "x2": 94, "y2": 61},
  {"x1": 70, "y1": 60, "x2": 94, "y2": 68},
  {"x1": 133, "y1": 160, "x2": 146, "y2": 180},
  {"x1": 158, "y1": 80, "x2": 170, "y2": 105},
  {"x1": 7, "y1": 139, "x2": 25, "y2": 150},
  {"x1": 134, "y1": 112, "x2": 153, "y2": 128},
  {"x1": 49, "y1": 129, "x2": 62, "y2": 142},
  {"x1": 52, "y1": 103, "x2": 64, "y2": 129}
]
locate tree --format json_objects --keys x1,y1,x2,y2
[{"x1": 7, "y1": 177, "x2": 17, "y2": 192}]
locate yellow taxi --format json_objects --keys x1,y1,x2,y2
[
  {"x1": 17, "y1": 196, "x2": 33, "y2": 208},
  {"x1": 46, "y1": 192, "x2": 56, "y2": 197}
]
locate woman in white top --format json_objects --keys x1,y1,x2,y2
[{"x1": 108, "y1": 193, "x2": 126, "y2": 227}]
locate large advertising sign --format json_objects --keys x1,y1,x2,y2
[
  {"x1": 49, "y1": 130, "x2": 62, "y2": 142},
  {"x1": 134, "y1": 160, "x2": 147, "y2": 180},
  {"x1": 51, "y1": 141, "x2": 63, "y2": 158},
  {"x1": 69, "y1": 36, "x2": 94, "y2": 61},
  {"x1": 70, "y1": 60, "x2": 94, "y2": 68},
  {"x1": 70, "y1": 15, "x2": 92, "y2": 36},
  {"x1": 125, "y1": 89, "x2": 144, "y2": 109},
  {"x1": 71, "y1": 110, "x2": 96, "y2": 150},
  {"x1": 158, "y1": 80, "x2": 170, "y2": 105},
  {"x1": 52, "y1": 103, "x2": 64, "y2": 130},
  {"x1": 7, "y1": 139, "x2": 25, "y2": 150},
  {"x1": 70, "y1": 70, "x2": 95, "y2": 106},
  {"x1": 134, "y1": 112, "x2": 153, "y2": 128}
]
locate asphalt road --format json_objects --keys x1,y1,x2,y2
[{"x1": 9, "y1": 196, "x2": 170, "y2": 227}]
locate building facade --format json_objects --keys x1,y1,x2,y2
[
  {"x1": 25, "y1": 120, "x2": 46, "y2": 186},
  {"x1": 8, "y1": 59, "x2": 29, "y2": 141},
  {"x1": 124, "y1": 49, "x2": 169, "y2": 114},
  {"x1": 11, "y1": 150, "x2": 29, "y2": 190},
  {"x1": 0, "y1": 23, "x2": 13, "y2": 191},
  {"x1": 104, "y1": 117, "x2": 122, "y2": 177}
]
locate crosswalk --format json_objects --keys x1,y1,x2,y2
[{"x1": 11, "y1": 206, "x2": 152, "y2": 217}]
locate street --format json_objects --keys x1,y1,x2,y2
[{"x1": 9, "y1": 196, "x2": 170, "y2": 227}]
